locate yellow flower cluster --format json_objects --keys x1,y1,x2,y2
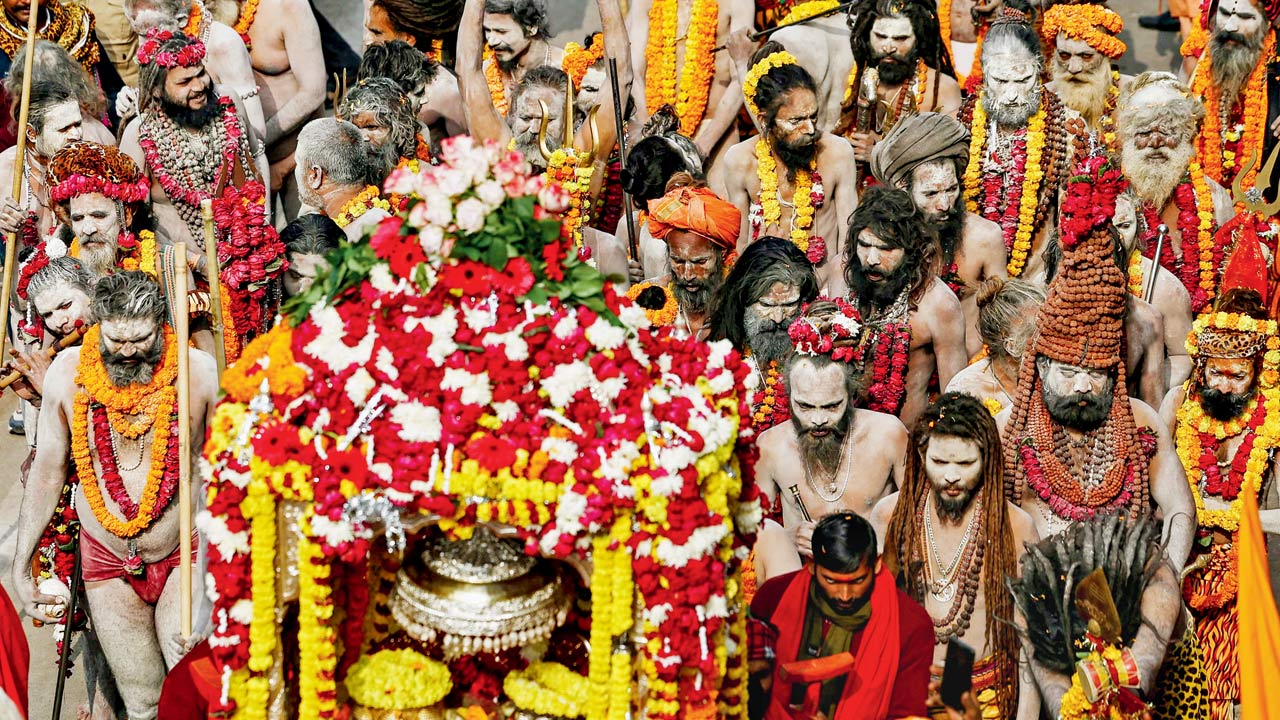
[
  {"x1": 347, "y1": 649, "x2": 452, "y2": 710},
  {"x1": 241, "y1": 478, "x2": 278, "y2": 716},
  {"x1": 298, "y1": 512, "x2": 338, "y2": 719},
  {"x1": 743, "y1": 51, "x2": 798, "y2": 118},
  {"x1": 335, "y1": 186, "x2": 392, "y2": 229},
  {"x1": 780, "y1": 0, "x2": 839, "y2": 25},
  {"x1": 505, "y1": 662, "x2": 590, "y2": 718},
  {"x1": 645, "y1": 0, "x2": 719, "y2": 135},
  {"x1": 563, "y1": 33, "x2": 605, "y2": 90},
  {"x1": 755, "y1": 139, "x2": 816, "y2": 254},
  {"x1": 545, "y1": 149, "x2": 597, "y2": 249},
  {"x1": 1126, "y1": 250, "x2": 1144, "y2": 298},
  {"x1": 588, "y1": 518, "x2": 634, "y2": 720}
]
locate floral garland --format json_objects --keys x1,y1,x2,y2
[
  {"x1": 752, "y1": 139, "x2": 826, "y2": 264},
  {"x1": 334, "y1": 185, "x2": 391, "y2": 229},
  {"x1": 1040, "y1": 4, "x2": 1126, "y2": 61},
  {"x1": 347, "y1": 649, "x2": 452, "y2": 709},
  {"x1": 1098, "y1": 70, "x2": 1121, "y2": 149},
  {"x1": 963, "y1": 89, "x2": 1046, "y2": 277},
  {"x1": 72, "y1": 326, "x2": 180, "y2": 539},
  {"x1": 182, "y1": 1, "x2": 203, "y2": 37},
  {"x1": 1193, "y1": 29, "x2": 1276, "y2": 193},
  {"x1": 645, "y1": 0, "x2": 719, "y2": 135},
  {"x1": 855, "y1": 308, "x2": 911, "y2": 415},
  {"x1": 482, "y1": 48, "x2": 510, "y2": 117},
  {"x1": 743, "y1": 50, "x2": 797, "y2": 117},
  {"x1": 781, "y1": 0, "x2": 839, "y2": 24},
  {"x1": 1059, "y1": 640, "x2": 1148, "y2": 720},
  {"x1": 787, "y1": 296, "x2": 861, "y2": 359},
  {"x1": 505, "y1": 661, "x2": 590, "y2": 717},
  {"x1": 841, "y1": 59, "x2": 930, "y2": 125},
  {"x1": 1126, "y1": 250, "x2": 1143, "y2": 297},
  {"x1": 544, "y1": 149, "x2": 597, "y2": 248},
  {"x1": 137, "y1": 28, "x2": 206, "y2": 67},
  {"x1": 625, "y1": 281, "x2": 678, "y2": 327},
  {"x1": 564, "y1": 33, "x2": 605, "y2": 90},
  {"x1": 1140, "y1": 161, "x2": 1215, "y2": 312},
  {"x1": 751, "y1": 359, "x2": 788, "y2": 430},
  {"x1": 233, "y1": 0, "x2": 260, "y2": 48},
  {"x1": 212, "y1": 182, "x2": 287, "y2": 347}
]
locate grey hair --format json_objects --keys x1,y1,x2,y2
[
  {"x1": 6, "y1": 41, "x2": 106, "y2": 120},
  {"x1": 90, "y1": 271, "x2": 168, "y2": 325},
  {"x1": 981, "y1": 20, "x2": 1044, "y2": 73},
  {"x1": 28, "y1": 256, "x2": 93, "y2": 311},
  {"x1": 122, "y1": 0, "x2": 190, "y2": 26},
  {"x1": 296, "y1": 118, "x2": 376, "y2": 187},
  {"x1": 1117, "y1": 71, "x2": 1205, "y2": 143},
  {"x1": 338, "y1": 77, "x2": 419, "y2": 160}
]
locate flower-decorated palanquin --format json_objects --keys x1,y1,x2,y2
[{"x1": 199, "y1": 137, "x2": 762, "y2": 720}]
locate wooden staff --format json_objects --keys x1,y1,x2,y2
[
  {"x1": 50, "y1": 552, "x2": 82, "y2": 720},
  {"x1": 174, "y1": 242, "x2": 193, "y2": 639},
  {"x1": 200, "y1": 199, "x2": 226, "y2": 378},
  {"x1": 607, "y1": 57, "x2": 639, "y2": 261},
  {"x1": 0, "y1": 326, "x2": 86, "y2": 391},
  {"x1": 0, "y1": 0, "x2": 44, "y2": 369}
]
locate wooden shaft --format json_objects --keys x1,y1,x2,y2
[
  {"x1": 200, "y1": 200, "x2": 226, "y2": 378},
  {"x1": 0, "y1": 326, "x2": 85, "y2": 390},
  {"x1": 0, "y1": 0, "x2": 44, "y2": 371},
  {"x1": 607, "y1": 57, "x2": 639, "y2": 261},
  {"x1": 174, "y1": 242, "x2": 193, "y2": 639}
]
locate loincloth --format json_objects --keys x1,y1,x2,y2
[{"x1": 80, "y1": 531, "x2": 195, "y2": 605}]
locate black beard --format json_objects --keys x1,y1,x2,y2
[
  {"x1": 935, "y1": 488, "x2": 976, "y2": 521},
  {"x1": 161, "y1": 86, "x2": 219, "y2": 130},
  {"x1": 771, "y1": 132, "x2": 820, "y2": 178},
  {"x1": 671, "y1": 273, "x2": 721, "y2": 315},
  {"x1": 1042, "y1": 382, "x2": 1115, "y2": 431},
  {"x1": 792, "y1": 403, "x2": 854, "y2": 478},
  {"x1": 100, "y1": 338, "x2": 164, "y2": 387},
  {"x1": 929, "y1": 202, "x2": 965, "y2": 265},
  {"x1": 873, "y1": 47, "x2": 920, "y2": 85},
  {"x1": 744, "y1": 315, "x2": 793, "y2": 365},
  {"x1": 849, "y1": 258, "x2": 911, "y2": 311},
  {"x1": 1199, "y1": 386, "x2": 1255, "y2": 422}
]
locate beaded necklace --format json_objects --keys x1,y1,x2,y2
[{"x1": 917, "y1": 491, "x2": 985, "y2": 644}]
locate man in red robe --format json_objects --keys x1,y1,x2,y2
[{"x1": 749, "y1": 512, "x2": 932, "y2": 719}]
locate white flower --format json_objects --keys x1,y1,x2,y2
[
  {"x1": 423, "y1": 192, "x2": 453, "y2": 227},
  {"x1": 585, "y1": 318, "x2": 627, "y2": 350},
  {"x1": 642, "y1": 603, "x2": 673, "y2": 627},
  {"x1": 553, "y1": 315, "x2": 579, "y2": 340},
  {"x1": 368, "y1": 264, "x2": 402, "y2": 294},
  {"x1": 541, "y1": 361, "x2": 592, "y2": 407},
  {"x1": 375, "y1": 347, "x2": 400, "y2": 381},
  {"x1": 455, "y1": 198, "x2": 487, "y2": 233},
  {"x1": 441, "y1": 367, "x2": 493, "y2": 406},
  {"x1": 618, "y1": 303, "x2": 649, "y2": 330},
  {"x1": 418, "y1": 225, "x2": 446, "y2": 256},
  {"x1": 541, "y1": 436, "x2": 579, "y2": 464},
  {"x1": 435, "y1": 166, "x2": 471, "y2": 198},
  {"x1": 462, "y1": 300, "x2": 497, "y2": 333},
  {"x1": 475, "y1": 180, "x2": 507, "y2": 208},
  {"x1": 198, "y1": 513, "x2": 250, "y2": 558},
  {"x1": 309, "y1": 514, "x2": 356, "y2": 548},
  {"x1": 538, "y1": 182, "x2": 570, "y2": 213},
  {"x1": 706, "y1": 369, "x2": 734, "y2": 395},
  {"x1": 707, "y1": 341, "x2": 731, "y2": 370},
  {"x1": 483, "y1": 330, "x2": 529, "y2": 362},
  {"x1": 229, "y1": 599, "x2": 255, "y2": 626},
  {"x1": 493, "y1": 400, "x2": 519, "y2": 423},
  {"x1": 304, "y1": 304, "x2": 376, "y2": 373},
  {"x1": 344, "y1": 368, "x2": 376, "y2": 406},
  {"x1": 653, "y1": 525, "x2": 728, "y2": 568},
  {"x1": 406, "y1": 306, "x2": 459, "y2": 363},
  {"x1": 390, "y1": 400, "x2": 442, "y2": 443},
  {"x1": 384, "y1": 166, "x2": 416, "y2": 196}
]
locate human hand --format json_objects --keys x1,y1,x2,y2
[
  {"x1": 8, "y1": 347, "x2": 51, "y2": 400},
  {"x1": 116, "y1": 86, "x2": 139, "y2": 120},
  {"x1": 174, "y1": 627, "x2": 210, "y2": 655},
  {"x1": 14, "y1": 574, "x2": 66, "y2": 624},
  {"x1": 726, "y1": 28, "x2": 758, "y2": 68},
  {"x1": 0, "y1": 198, "x2": 27, "y2": 235},
  {"x1": 794, "y1": 520, "x2": 816, "y2": 557},
  {"x1": 849, "y1": 131, "x2": 880, "y2": 163},
  {"x1": 628, "y1": 258, "x2": 644, "y2": 285}
]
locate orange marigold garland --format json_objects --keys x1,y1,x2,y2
[
  {"x1": 233, "y1": 0, "x2": 260, "y2": 48},
  {"x1": 1040, "y1": 4, "x2": 1126, "y2": 60},
  {"x1": 563, "y1": 33, "x2": 604, "y2": 90},
  {"x1": 483, "y1": 47, "x2": 510, "y2": 117},
  {"x1": 644, "y1": 0, "x2": 719, "y2": 136},
  {"x1": 1193, "y1": 29, "x2": 1276, "y2": 193},
  {"x1": 625, "y1": 281, "x2": 678, "y2": 326}
]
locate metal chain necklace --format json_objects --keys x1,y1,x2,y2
[
  {"x1": 923, "y1": 493, "x2": 981, "y2": 602},
  {"x1": 801, "y1": 428, "x2": 854, "y2": 503}
]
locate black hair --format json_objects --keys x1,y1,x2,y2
[
  {"x1": 706, "y1": 236, "x2": 819, "y2": 350},
  {"x1": 748, "y1": 41, "x2": 818, "y2": 128},
  {"x1": 483, "y1": 0, "x2": 550, "y2": 38},
  {"x1": 812, "y1": 512, "x2": 878, "y2": 573},
  {"x1": 281, "y1": 214, "x2": 344, "y2": 256},
  {"x1": 848, "y1": 0, "x2": 955, "y2": 77},
  {"x1": 372, "y1": 0, "x2": 463, "y2": 48},
  {"x1": 358, "y1": 40, "x2": 440, "y2": 94},
  {"x1": 844, "y1": 185, "x2": 939, "y2": 303},
  {"x1": 620, "y1": 106, "x2": 707, "y2": 211}
]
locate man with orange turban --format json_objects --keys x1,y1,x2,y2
[
  {"x1": 1042, "y1": 3, "x2": 1132, "y2": 138},
  {"x1": 626, "y1": 178, "x2": 739, "y2": 339}
]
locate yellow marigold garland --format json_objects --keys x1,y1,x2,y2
[
  {"x1": 233, "y1": 0, "x2": 260, "y2": 42},
  {"x1": 1040, "y1": 4, "x2": 1126, "y2": 60},
  {"x1": 241, "y1": 476, "x2": 276, "y2": 711},
  {"x1": 564, "y1": 33, "x2": 605, "y2": 90},
  {"x1": 347, "y1": 649, "x2": 452, "y2": 709},
  {"x1": 781, "y1": 0, "x2": 839, "y2": 24},
  {"x1": 222, "y1": 324, "x2": 307, "y2": 402},
  {"x1": 1126, "y1": 250, "x2": 1144, "y2": 297},
  {"x1": 297, "y1": 511, "x2": 338, "y2": 720},
  {"x1": 939, "y1": 0, "x2": 956, "y2": 83},
  {"x1": 334, "y1": 185, "x2": 391, "y2": 229},
  {"x1": 505, "y1": 662, "x2": 590, "y2": 718},
  {"x1": 1187, "y1": 160, "x2": 1218, "y2": 297},
  {"x1": 755, "y1": 138, "x2": 815, "y2": 254},
  {"x1": 743, "y1": 50, "x2": 798, "y2": 117},
  {"x1": 483, "y1": 48, "x2": 510, "y2": 117},
  {"x1": 645, "y1": 0, "x2": 719, "y2": 136},
  {"x1": 545, "y1": 149, "x2": 596, "y2": 248},
  {"x1": 1193, "y1": 30, "x2": 1276, "y2": 193},
  {"x1": 841, "y1": 59, "x2": 929, "y2": 112}
]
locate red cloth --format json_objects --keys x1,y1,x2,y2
[
  {"x1": 80, "y1": 532, "x2": 187, "y2": 605},
  {"x1": 0, "y1": 586, "x2": 28, "y2": 718},
  {"x1": 158, "y1": 639, "x2": 218, "y2": 720},
  {"x1": 752, "y1": 567, "x2": 932, "y2": 720}
]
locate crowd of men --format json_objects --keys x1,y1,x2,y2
[{"x1": 0, "y1": 0, "x2": 1277, "y2": 718}]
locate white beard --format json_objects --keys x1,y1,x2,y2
[
  {"x1": 1121, "y1": 139, "x2": 1195, "y2": 209},
  {"x1": 1052, "y1": 59, "x2": 1112, "y2": 124}
]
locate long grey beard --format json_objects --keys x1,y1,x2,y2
[
  {"x1": 1209, "y1": 33, "x2": 1264, "y2": 108},
  {"x1": 104, "y1": 359, "x2": 156, "y2": 386},
  {"x1": 78, "y1": 240, "x2": 118, "y2": 281},
  {"x1": 1121, "y1": 139, "x2": 1195, "y2": 209},
  {"x1": 982, "y1": 84, "x2": 1043, "y2": 128},
  {"x1": 1052, "y1": 60, "x2": 1112, "y2": 124}
]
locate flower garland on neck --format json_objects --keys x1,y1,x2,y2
[
  {"x1": 1125, "y1": 250, "x2": 1143, "y2": 297},
  {"x1": 938, "y1": 0, "x2": 956, "y2": 82},
  {"x1": 854, "y1": 288, "x2": 912, "y2": 416},
  {"x1": 752, "y1": 139, "x2": 826, "y2": 264},
  {"x1": 1193, "y1": 29, "x2": 1276, "y2": 193},
  {"x1": 482, "y1": 47, "x2": 510, "y2": 117},
  {"x1": 1098, "y1": 69, "x2": 1121, "y2": 149},
  {"x1": 625, "y1": 281, "x2": 678, "y2": 327},
  {"x1": 545, "y1": 149, "x2": 596, "y2": 248},
  {"x1": 644, "y1": 0, "x2": 719, "y2": 136},
  {"x1": 751, "y1": 358, "x2": 789, "y2": 431},
  {"x1": 1139, "y1": 161, "x2": 1215, "y2": 312},
  {"x1": 841, "y1": 58, "x2": 930, "y2": 130},
  {"x1": 182, "y1": 0, "x2": 204, "y2": 38},
  {"x1": 333, "y1": 186, "x2": 391, "y2": 229},
  {"x1": 233, "y1": 0, "x2": 260, "y2": 48},
  {"x1": 963, "y1": 89, "x2": 1048, "y2": 277},
  {"x1": 72, "y1": 325, "x2": 181, "y2": 539}
]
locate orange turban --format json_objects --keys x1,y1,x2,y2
[{"x1": 647, "y1": 186, "x2": 741, "y2": 250}]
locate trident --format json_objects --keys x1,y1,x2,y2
[
  {"x1": 1232, "y1": 143, "x2": 1280, "y2": 217},
  {"x1": 536, "y1": 76, "x2": 600, "y2": 166}
]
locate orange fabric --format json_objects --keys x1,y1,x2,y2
[
  {"x1": 1238, "y1": 490, "x2": 1280, "y2": 719},
  {"x1": 646, "y1": 186, "x2": 742, "y2": 250},
  {"x1": 764, "y1": 566, "x2": 902, "y2": 720}
]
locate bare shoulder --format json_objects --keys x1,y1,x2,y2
[
  {"x1": 945, "y1": 361, "x2": 994, "y2": 396},
  {"x1": 857, "y1": 408, "x2": 908, "y2": 445},
  {"x1": 924, "y1": 277, "x2": 962, "y2": 311},
  {"x1": 44, "y1": 347, "x2": 82, "y2": 404},
  {"x1": 208, "y1": 20, "x2": 249, "y2": 53},
  {"x1": 818, "y1": 132, "x2": 856, "y2": 165},
  {"x1": 1128, "y1": 397, "x2": 1163, "y2": 432},
  {"x1": 757, "y1": 421, "x2": 789, "y2": 454},
  {"x1": 963, "y1": 213, "x2": 1004, "y2": 251},
  {"x1": 1159, "y1": 385, "x2": 1187, "y2": 426},
  {"x1": 1008, "y1": 502, "x2": 1039, "y2": 548},
  {"x1": 870, "y1": 491, "x2": 901, "y2": 533},
  {"x1": 723, "y1": 136, "x2": 756, "y2": 168}
]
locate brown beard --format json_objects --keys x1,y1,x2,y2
[
  {"x1": 1121, "y1": 137, "x2": 1195, "y2": 208},
  {"x1": 1209, "y1": 28, "x2": 1265, "y2": 107},
  {"x1": 793, "y1": 403, "x2": 854, "y2": 479},
  {"x1": 1052, "y1": 57, "x2": 1112, "y2": 124}
]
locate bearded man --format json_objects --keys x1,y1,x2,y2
[
  {"x1": 641, "y1": 180, "x2": 739, "y2": 339},
  {"x1": 756, "y1": 300, "x2": 907, "y2": 563},
  {"x1": 871, "y1": 112, "x2": 1006, "y2": 357},
  {"x1": 772, "y1": 5, "x2": 854, "y2": 133},
  {"x1": 1160, "y1": 239, "x2": 1280, "y2": 720},
  {"x1": 707, "y1": 236, "x2": 818, "y2": 433},
  {"x1": 0, "y1": 81, "x2": 84, "y2": 240},
  {"x1": 845, "y1": 186, "x2": 966, "y2": 430},
  {"x1": 121, "y1": 0, "x2": 266, "y2": 141},
  {"x1": 628, "y1": 0, "x2": 752, "y2": 162},
  {"x1": 873, "y1": 392, "x2": 1040, "y2": 720},
  {"x1": 749, "y1": 512, "x2": 932, "y2": 719},
  {"x1": 1041, "y1": 3, "x2": 1132, "y2": 139},
  {"x1": 959, "y1": 13, "x2": 1084, "y2": 283},
  {"x1": 458, "y1": 0, "x2": 629, "y2": 176},
  {"x1": 475, "y1": 0, "x2": 562, "y2": 115},
  {"x1": 837, "y1": 0, "x2": 961, "y2": 167},
  {"x1": 11, "y1": 272, "x2": 218, "y2": 720},
  {"x1": 338, "y1": 78, "x2": 424, "y2": 178},
  {"x1": 1191, "y1": 0, "x2": 1280, "y2": 193},
  {"x1": 295, "y1": 118, "x2": 389, "y2": 241},
  {"x1": 716, "y1": 42, "x2": 859, "y2": 294},
  {"x1": 996, "y1": 158, "x2": 1194, "y2": 714},
  {"x1": 1117, "y1": 72, "x2": 1235, "y2": 314}
]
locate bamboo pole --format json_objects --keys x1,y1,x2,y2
[
  {"x1": 200, "y1": 200, "x2": 226, "y2": 378},
  {"x1": 174, "y1": 242, "x2": 193, "y2": 639},
  {"x1": 0, "y1": 325, "x2": 85, "y2": 390},
  {"x1": 0, "y1": 0, "x2": 44, "y2": 368}
]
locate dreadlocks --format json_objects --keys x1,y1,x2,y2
[
  {"x1": 848, "y1": 0, "x2": 954, "y2": 76},
  {"x1": 882, "y1": 392, "x2": 1020, "y2": 720}
]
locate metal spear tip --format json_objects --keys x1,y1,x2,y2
[{"x1": 1156, "y1": 224, "x2": 1169, "y2": 235}]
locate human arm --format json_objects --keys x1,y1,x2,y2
[
  {"x1": 119, "y1": 118, "x2": 146, "y2": 171},
  {"x1": 578, "y1": 0, "x2": 631, "y2": 157},
  {"x1": 229, "y1": 90, "x2": 272, "y2": 210},
  {"x1": 9, "y1": 353, "x2": 75, "y2": 622},
  {"x1": 627, "y1": 0, "x2": 652, "y2": 118},
  {"x1": 1128, "y1": 563, "x2": 1181, "y2": 695},
  {"x1": 930, "y1": 284, "x2": 968, "y2": 390},
  {"x1": 263, "y1": 0, "x2": 326, "y2": 144},
  {"x1": 1135, "y1": 399, "x2": 1195, "y2": 571},
  {"x1": 712, "y1": 144, "x2": 753, "y2": 253},
  {"x1": 825, "y1": 137, "x2": 858, "y2": 291},
  {"x1": 933, "y1": 73, "x2": 962, "y2": 116},
  {"x1": 6, "y1": 346, "x2": 54, "y2": 402},
  {"x1": 1157, "y1": 272, "x2": 1193, "y2": 389},
  {"x1": 212, "y1": 24, "x2": 267, "y2": 141},
  {"x1": 868, "y1": 493, "x2": 899, "y2": 553},
  {"x1": 691, "y1": 0, "x2": 753, "y2": 157},
  {"x1": 457, "y1": 0, "x2": 513, "y2": 145}
]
